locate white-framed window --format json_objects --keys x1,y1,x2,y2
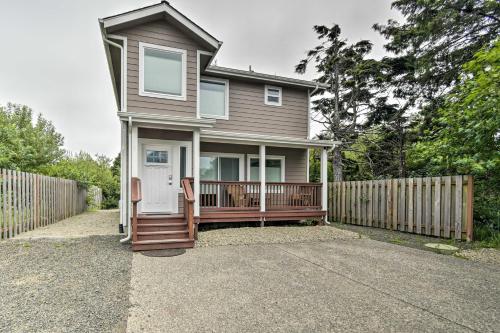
[
  {"x1": 264, "y1": 85, "x2": 282, "y2": 106},
  {"x1": 247, "y1": 155, "x2": 285, "y2": 182},
  {"x1": 200, "y1": 153, "x2": 244, "y2": 181},
  {"x1": 200, "y1": 77, "x2": 229, "y2": 119},
  {"x1": 139, "y1": 42, "x2": 187, "y2": 101},
  {"x1": 145, "y1": 149, "x2": 168, "y2": 165}
]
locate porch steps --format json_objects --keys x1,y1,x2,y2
[{"x1": 132, "y1": 214, "x2": 194, "y2": 251}]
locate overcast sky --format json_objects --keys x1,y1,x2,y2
[{"x1": 0, "y1": 0, "x2": 400, "y2": 158}]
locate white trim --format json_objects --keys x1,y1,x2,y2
[
  {"x1": 200, "y1": 152, "x2": 245, "y2": 181},
  {"x1": 246, "y1": 154, "x2": 285, "y2": 182},
  {"x1": 205, "y1": 66, "x2": 328, "y2": 89},
  {"x1": 306, "y1": 148, "x2": 310, "y2": 182},
  {"x1": 131, "y1": 125, "x2": 139, "y2": 177},
  {"x1": 107, "y1": 34, "x2": 127, "y2": 112},
  {"x1": 138, "y1": 42, "x2": 187, "y2": 101},
  {"x1": 119, "y1": 121, "x2": 127, "y2": 227},
  {"x1": 264, "y1": 85, "x2": 282, "y2": 107},
  {"x1": 321, "y1": 147, "x2": 328, "y2": 213},
  {"x1": 118, "y1": 112, "x2": 215, "y2": 128},
  {"x1": 201, "y1": 129, "x2": 336, "y2": 148},
  {"x1": 199, "y1": 76, "x2": 230, "y2": 120},
  {"x1": 100, "y1": 2, "x2": 220, "y2": 50},
  {"x1": 259, "y1": 145, "x2": 266, "y2": 212},
  {"x1": 196, "y1": 50, "x2": 214, "y2": 119},
  {"x1": 193, "y1": 129, "x2": 201, "y2": 216}
]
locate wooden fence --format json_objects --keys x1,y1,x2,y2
[
  {"x1": 0, "y1": 169, "x2": 89, "y2": 239},
  {"x1": 328, "y1": 176, "x2": 474, "y2": 241}
]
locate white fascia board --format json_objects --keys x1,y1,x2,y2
[
  {"x1": 200, "y1": 130, "x2": 336, "y2": 148},
  {"x1": 118, "y1": 112, "x2": 215, "y2": 128},
  {"x1": 101, "y1": 3, "x2": 220, "y2": 50},
  {"x1": 205, "y1": 66, "x2": 329, "y2": 90}
]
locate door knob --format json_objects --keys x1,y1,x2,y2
[{"x1": 168, "y1": 175, "x2": 173, "y2": 185}]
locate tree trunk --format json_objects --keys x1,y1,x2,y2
[
  {"x1": 332, "y1": 146, "x2": 343, "y2": 181},
  {"x1": 398, "y1": 124, "x2": 406, "y2": 178}
]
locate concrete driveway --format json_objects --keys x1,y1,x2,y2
[{"x1": 127, "y1": 239, "x2": 500, "y2": 333}]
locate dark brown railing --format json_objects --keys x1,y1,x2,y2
[
  {"x1": 200, "y1": 181, "x2": 321, "y2": 211},
  {"x1": 131, "y1": 177, "x2": 142, "y2": 243},
  {"x1": 181, "y1": 178, "x2": 195, "y2": 240},
  {"x1": 200, "y1": 181, "x2": 261, "y2": 210},
  {"x1": 265, "y1": 183, "x2": 322, "y2": 210}
]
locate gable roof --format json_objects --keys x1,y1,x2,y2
[{"x1": 99, "y1": 1, "x2": 221, "y2": 51}]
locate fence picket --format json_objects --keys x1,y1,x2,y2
[
  {"x1": 433, "y1": 177, "x2": 442, "y2": 237},
  {"x1": 443, "y1": 176, "x2": 452, "y2": 238},
  {"x1": 0, "y1": 169, "x2": 95, "y2": 239},
  {"x1": 416, "y1": 178, "x2": 422, "y2": 234},
  {"x1": 455, "y1": 176, "x2": 463, "y2": 240},
  {"x1": 408, "y1": 178, "x2": 414, "y2": 233},
  {"x1": 328, "y1": 175, "x2": 472, "y2": 240}
]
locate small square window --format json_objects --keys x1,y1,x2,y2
[
  {"x1": 265, "y1": 85, "x2": 282, "y2": 106},
  {"x1": 146, "y1": 150, "x2": 168, "y2": 164}
]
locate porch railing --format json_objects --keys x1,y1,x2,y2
[
  {"x1": 200, "y1": 180, "x2": 322, "y2": 210},
  {"x1": 266, "y1": 182, "x2": 322, "y2": 210},
  {"x1": 200, "y1": 181, "x2": 261, "y2": 210}
]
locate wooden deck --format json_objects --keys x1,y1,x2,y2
[{"x1": 130, "y1": 178, "x2": 325, "y2": 251}]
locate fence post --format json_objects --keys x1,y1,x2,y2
[{"x1": 466, "y1": 176, "x2": 474, "y2": 242}]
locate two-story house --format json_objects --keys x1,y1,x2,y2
[{"x1": 99, "y1": 1, "x2": 333, "y2": 250}]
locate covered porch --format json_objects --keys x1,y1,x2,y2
[{"x1": 120, "y1": 113, "x2": 333, "y2": 249}]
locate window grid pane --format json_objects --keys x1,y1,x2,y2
[{"x1": 146, "y1": 150, "x2": 168, "y2": 164}]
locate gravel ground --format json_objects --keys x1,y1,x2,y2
[
  {"x1": 0, "y1": 235, "x2": 132, "y2": 333},
  {"x1": 196, "y1": 225, "x2": 360, "y2": 247},
  {"x1": 456, "y1": 248, "x2": 500, "y2": 264},
  {"x1": 331, "y1": 222, "x2": 500, "y2": 265},
  {"x1": 15, "y1": 210, "x2": 119, "y2": 239}
]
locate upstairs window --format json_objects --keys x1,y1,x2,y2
[
  {"x1": 264, "y1": 85, "x2": 282, "y2": 106},
  {"x1": 200, "y1": 78, "x2": 229, "y2": 119},
  {"x1": 139, "y1": 42, "x2": 186, "y2": 100}
]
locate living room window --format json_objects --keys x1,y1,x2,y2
[
  {"x1": 200, "y1": 153, "x2": 243, "y2": 181},
  {"x1": 264, "y1": 85, "x2": 282, "y2": 106},
  {"x1": 200, "y1": 77, "x2": 229, "y2": 119},
  {"x1": 247, "y1": 155, "x2": 285, "y2": 182},
  {"x1": 139, "y1": 42, "x2": 186, "y2": 100}
]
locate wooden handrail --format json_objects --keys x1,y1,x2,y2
[
  {"x1": 181, "y1": 178, "x2": 195, "y2": 240},
  {"x1": 131, "y1": 177, "x2": 142, "y2": 243},
  {"x1": 131, "y1": 177, "x2": 142, "y2": 203},
  {"x1": 181, "y1": 178, "x2": 195, "y2": 202}
]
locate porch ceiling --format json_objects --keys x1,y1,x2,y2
[{"x1": 200, "y1": 129, "x2": 337, "y2": 149}]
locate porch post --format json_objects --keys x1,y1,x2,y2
[
  {"x1": 321, "y1": 146, "x2": 328, "y2": 217},
  {"x1": 193, "y1": 129, "x2": 200, "y2": 217},
  {"x1": 259, "y1": 144, "x2": 266, "y2": 213}
]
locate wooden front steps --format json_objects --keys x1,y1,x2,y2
[{"x1": 132, "y1": 214, "x2": 194, "y2": 251}]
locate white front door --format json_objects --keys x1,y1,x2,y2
[{"x1": 141, "y1": 144, "x2": 175, "y2": 213}]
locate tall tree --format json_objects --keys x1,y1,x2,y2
[
  {"x1": 373, "y1": 0, "x2": 500, "y2": 120},
  {"x1": 296, "y1": 24, "x2": 378, "y2": 181},
  {"x1": 0, "y1": 103, "x2": 64, "y2": 171}
]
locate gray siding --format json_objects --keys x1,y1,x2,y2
[
  {"x1": 201, "y1": 142, "x2": 307, "y2": 182},
  {"x1": 116, "y1": 20, "x2": 207, "y2": 118},
  {"x1": 116, "y1": 20, "x2": 309, "y2": 139},
  {"x1": 209, "y1": 79, "x2": 309, "y2": 138}
]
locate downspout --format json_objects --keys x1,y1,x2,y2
[
  {"x1": 120, "y1": 116, "x2": 133, "y2": 243},
  {"x1": 102, "y1": 36, "x2": 131, "y2": 242}
]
